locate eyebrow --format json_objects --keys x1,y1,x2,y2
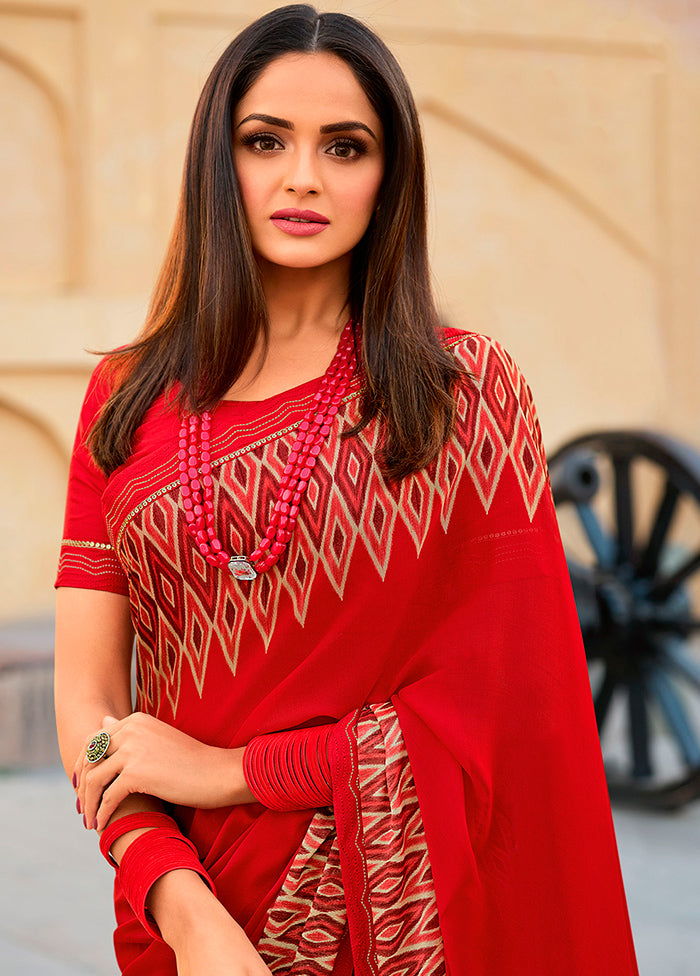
[{"x1": 237, "y1": 113, "x2": 378, "y2": 141}]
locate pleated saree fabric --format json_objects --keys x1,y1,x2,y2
[{"x1": 57, "y1": 330, "x2": 638, "y2": 976}]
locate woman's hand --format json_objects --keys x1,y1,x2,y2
[
  {"x1": 150, "y1": 870, "x2": 274, "y2": 976},
  {"x1": 73, "y1": 712, "x2": 255, "y2": 831}
]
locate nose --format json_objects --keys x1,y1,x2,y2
[{"x1": 284, "y1": 145, "x2": 321, "y2": 197}]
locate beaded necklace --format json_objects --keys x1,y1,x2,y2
[{"x1": 178, "y1": 320, "x2": 357, "y2": 580}]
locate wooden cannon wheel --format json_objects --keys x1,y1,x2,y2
[{"x1": 549, "y1": 431, "x2": 700, "y2": 810}]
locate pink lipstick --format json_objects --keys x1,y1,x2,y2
[{"x1": 270, "y1": 208, "x2": 330, "y2": 237}]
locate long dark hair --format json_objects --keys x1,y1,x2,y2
[{"x1": 89, "y1": 4, "x2": 463, "y2": 479}]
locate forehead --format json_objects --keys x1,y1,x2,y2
[{"x1": 234, "y1": 51, "x2": 381, "y2": 130}]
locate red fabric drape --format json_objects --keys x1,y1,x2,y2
[{"x1": 57, "y1": 330, "x2": 638, "y2": 975}]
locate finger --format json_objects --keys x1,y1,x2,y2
[
  {"x1": 78, "y1": 727, "x2": 122, "y2": 824},
  {"x1": 72, "y1": 726, "x2": 102, "y2": 793},
  {"x1": 71, "y1": 751, "x2": 83, "y2": 795},
  {"x1": 73, "y1": 736, "x2": 100, "y2": 810},
  {"x1": 75, "y1": 721, "x2": 118, "y2": 790},
  {"x1": 95, "y1": 773, "x2": 136, "y2": 832},
  {"x1": 82, "y1": 754, "x2": 122, "y2": 829}
]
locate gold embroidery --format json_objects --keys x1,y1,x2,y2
[
  {"x1": 114, "y1": 387, "x2": 363, "y2": 554},
  {"x1": 211, "y1": 388, "x2": 361, "y2": 469},
  {"x1": 115, "y1": 483, "x2": 179, "y2": 552},
  {"x1": 61, "y1": 539, "x2": 114, "y2": 550}
]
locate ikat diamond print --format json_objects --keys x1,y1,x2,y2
[{"x1": 117, "y1": 334, "x2": 548, "y2": 714}]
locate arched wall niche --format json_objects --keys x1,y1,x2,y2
[
  {"x1": 0, "y1": 44, "x2": 76, "y2": 292},
  {"x1": 0, "y1": 399, "x2": 68, "y2": 621},
  {"x1": 420, "y1": 97, "x2": 656, "y2": 266},
  {"x1": 419, "y1": 96, "x2": 664, "y2": 448}
]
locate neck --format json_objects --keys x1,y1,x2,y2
[{"x1": 257, "y1": 255, "x2": 352, "y2": 340}]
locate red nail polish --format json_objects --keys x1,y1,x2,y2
[
  {"x1": 72, "y1": 772, "x2": 77, "y2": 788},
  {"x1": 92, "y1": 818, "x2": 98, "y2": 830},
  {"x1": 76, "y1": 797, "x2": 81, "y2": 814},
  {"x1": 83, "y1": 814, "x2": 87, "y2": 829}
]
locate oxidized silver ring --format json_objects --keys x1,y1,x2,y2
[{"x1": 86, "y1": 731, "x2": 110, "y2": 764}]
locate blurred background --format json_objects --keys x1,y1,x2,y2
[{"x1": 1, "y1": 0, "x2": 700, "y2": 973}]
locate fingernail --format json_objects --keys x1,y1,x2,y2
[
  {"x1": 72, "y1": 772, "x2": 77, "y2": 788},
  {"x1": 83, "y1": 814, "x2": 87, "y2": 829},
  {"x1": 76, "y1": 797, "x2": 81, "y2": 814},
  {"x1": 92, "y1": 818, "x2": 98, "y2": 830}
]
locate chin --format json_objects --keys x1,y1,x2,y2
[{"x1": 257, "y1": 249, "x2": 352, "y2": 272}]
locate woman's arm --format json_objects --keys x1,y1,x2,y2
[
  {"x1": 54, "y1": 587, "x2": 272, "y2": 975},
  {"x1": 54, "y1": 588, "x2": 191, "y2": 886},
  {"x1": 55, "y1": 588, "x2": 171, "y2": 847},
  {"x1": 54, "y1": 588, "x2": 157, "y2": 848},
  {"x1": 57, "y1": 588, "x2": 254, "y2": 830},
  {"x1": 55, "y1": 587, "x2": 134, "y2": 778}
]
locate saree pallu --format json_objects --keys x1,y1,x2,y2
[{"x1": 57, "y1": 330, "x2": 639, "y2": 975}]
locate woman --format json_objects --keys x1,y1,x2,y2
[{"x1": 54, "y1": 6, "x2": 639, "y2": 975}]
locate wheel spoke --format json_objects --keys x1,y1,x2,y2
[
  {"x1": 594, "y1": 669, "x2": 617, "y2": 734},
  {"x1": 647, "y1": 667, "x2": 700, "y2": 766},
  {"x1": 637, "y1": 478, "x2": 680, "y2": 577},
  {"x1": 574, "y1": 502, "x2": 615, "y2": 568},
  {"x1": 660, "y1": 639, "x2": 700, "y2": 691},
  {"x1": 628, "y1": 678, "x2": 653, "y2": 778},
  {"x1": 613, "y1": 456, "x2": 634, "y2": 565},
  {"x1": 664, "y1": 620, "x2": 700, "y2": 635},
  {"x1": 649, "y1": 550, "x2": 700, "y2": 601}
]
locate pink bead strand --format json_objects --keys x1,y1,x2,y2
[{"x1": 177, "y1": 321, "x2": 357, "y2": 579}]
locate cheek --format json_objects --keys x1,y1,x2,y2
[
  {"x1": 233, "y1": 158, "x2": 268, "y2": 219},
  {"x1": 234, "y1": 171, "x2": 257, "y2": 218},
  {"x1": 342, "y1": 168, "x2": 384, "y2": 221}
]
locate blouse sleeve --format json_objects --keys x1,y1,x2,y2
[{"x1": 55, "y1": 360, "x2": 129, "y2": 595}]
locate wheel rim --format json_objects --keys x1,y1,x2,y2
[{"x1": 549, "y1": 430, "x2": 700, "y2": 808}]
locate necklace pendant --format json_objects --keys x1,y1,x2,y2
[{"x1": 228, "y1": 556, "x2": 258, "y2": 581}]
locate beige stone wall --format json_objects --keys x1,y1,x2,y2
[{"x1": 2, "y1": 0, "x2": 700, "y2": 622}]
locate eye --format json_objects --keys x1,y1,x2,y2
[
  {"x1": 240, "y1": 131, "x2": 283, "y2": 153},
  {"x1": 326, "y1": 138, "x2": 368, "y2": 160}
]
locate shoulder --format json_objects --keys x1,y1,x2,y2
[
  {"x1": 441, "y1": 327, "x2": 547, "y2": 473},
  {"x1": 440, "y1": 328, "x2": 518, "y2": 378},
  {"x1": 75, "y1": 354, "x2": 123, "y2": 441},
  {"x1": 85, "y1": 354, "x2": 118, "y2": 397},
  {"x1": 439, "y1": 329, "x2": 534, "y2": 415}
]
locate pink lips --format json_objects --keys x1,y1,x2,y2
[{"x1": 270, "y1": 208, "x2": 330, "y2": 237}]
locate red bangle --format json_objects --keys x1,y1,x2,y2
[
  {"x1": 99, "y1": 812, "x2": 179, "y2": 865},
  {"x1": 118, "y1": 827, "x2": 216, "y2": 941},
  {"x1": 98, "y1": 813, "x2": 215, "y2": 941},
  {"x1": 243, "y1": 724, "x2": 333, "y2": 811}
]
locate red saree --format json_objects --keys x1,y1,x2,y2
[{"x1": 57, "y1": 330, "x2": 638, "y2": 975}]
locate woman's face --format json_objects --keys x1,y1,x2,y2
[{"x1": 233, "y1": 52, "x2": 385, "y2": 273}]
